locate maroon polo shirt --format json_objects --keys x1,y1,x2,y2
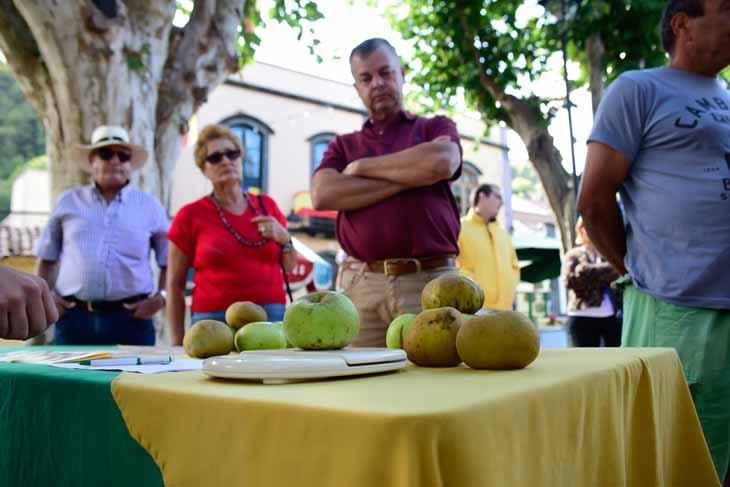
[{"x1": 316, "y1": 111, "x2": 462, "y2": 262}]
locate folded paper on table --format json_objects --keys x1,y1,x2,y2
[
  {"x1": 52, "y1": 358, "x2": 203, "y2": 374},
  {"x1": 0, "y1": 350, "x2": 115, "y2": 364}
]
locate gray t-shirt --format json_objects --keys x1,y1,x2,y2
[{"x1": 589, "y1": 67, "x2": 730, "y2": 310}]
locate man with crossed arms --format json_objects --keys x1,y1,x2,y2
[{"x1": 313, "y1": 38, "x2": 462, "y2": 347}]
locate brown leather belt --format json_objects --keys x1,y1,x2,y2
[
  {"x1": 363, "y1": 255, "x2": 455, "y2": 277},
  {"x1": 64, "y1": 294, "x2": 148, "y2": 313}
]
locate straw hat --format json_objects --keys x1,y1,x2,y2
[{"x1": 73, "y1": 125, "x2": 148, "y2": 171}]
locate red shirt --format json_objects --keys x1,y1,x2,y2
[
  {"x1": 317, "y1": 111, "x2": 462, "y2": 262},
  {"x1": 168, "y1": 193, "x2": 287, "y2": 312}
]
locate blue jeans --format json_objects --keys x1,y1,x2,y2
[
  {"x1": 54, "y1": 307, "x2": 155, "y2": 345},
  {"x1": 192, "y1": 303, "x2": 286, "y2": 325}
]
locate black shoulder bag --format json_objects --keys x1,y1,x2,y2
[{"x1": 256, "y1": 194, "x2": 294, "y2": 303}]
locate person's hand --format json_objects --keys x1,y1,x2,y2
[
  {"x1": 123, "y1": 294, "x2": 165, "y2": 320},
  {"x1": 252, "y1": 216, "x2": 289, "y2": 245},
  {"x1": 0, "y1": 265, "x2": 59, "y2": 340},
  {"x1": 52, "y1": 291, "x2": 76, "y2": 317}
]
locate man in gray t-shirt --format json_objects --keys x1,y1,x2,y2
[
  {"x1": 578, "y1": 0, "x2": 730, "y2": 480},
  {"x1": 589, "y1": 67, "x2": 729, "y2": 308}
]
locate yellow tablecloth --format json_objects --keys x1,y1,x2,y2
[{"x1": 111, "y1": 348, "x2": 719, "y2": 487}]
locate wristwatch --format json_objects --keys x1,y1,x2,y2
[{"x1": 280, "y1": 236, "x2": 294, "y2": 253}]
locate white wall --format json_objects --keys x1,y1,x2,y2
[
  {"x1": 2, "y1": 169, "x2": 50, "y2": 227},
  {"x1": 169, "y1": 78, "x2": 509, "y2": 218}
]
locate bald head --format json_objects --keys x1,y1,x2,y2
[
  {"x1": 350, "y1": 39, "x2": 405, "y2": 122},
  {"x1": 349, "y1": 38, "x2": 399, "y2": 63}
]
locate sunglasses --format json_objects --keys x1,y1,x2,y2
[
  {"x1": 206, "y1": 149, "x2": 241, "y2": 164},
  {"x1": 97, "y1": 147, "x2": 132, "y2": 163}
]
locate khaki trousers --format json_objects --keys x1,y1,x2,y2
[{"x1": 337, "y1": 257, "x2": 457, "y2": 347}]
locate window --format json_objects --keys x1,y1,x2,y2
[
  {"x1": 225, "y1": 116, "x2": 273, "y2": 192},
  {"x1": 309, "y1": 133, "x2": 336, "y2": 175},
  {"x1": 451, "y1": 161, "x2": 482, "y2": 216}
]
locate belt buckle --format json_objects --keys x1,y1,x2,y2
[
  {"x1": 86, "y1": 300, "x2": 95, "y2": 312},
  {"x1": 383, "y1": 258, "x2": 421, "y2": 276}
]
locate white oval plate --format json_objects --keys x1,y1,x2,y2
[{"x1": 203, "y1": 347, "x2": 407, "y2": 384}]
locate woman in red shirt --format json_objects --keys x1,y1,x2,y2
[{"x1": 166, "y1": 124, "x2": 296, "y2": 346}]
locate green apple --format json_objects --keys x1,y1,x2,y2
[
  {"x1": 234, "y1": 321, "x2": 287, "y2": 352},
  {"x1": 272, "y1": 321, "x2": 295, "y2": 348},
  {"x1": 283, "y1": 291, "x2": 360, "y2": 350},
  {"x1": 385, "y1": 313, "x2": 417, "y2": 349}
]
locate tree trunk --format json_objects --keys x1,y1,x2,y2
[
  {"x1": 154, "y1": 1, "x2": 242, "y2": 209},
  {"x1": 0, "y1": 0, "x2": 244, "y2": 208},
  {"x1": 458, "y1": 13, "x2": 577, "y2": 252},
  {"x1": 517, "y1": 130, "x2": 577, "y2": 253},
  {"x1": 586, "y1": 33, "x2": 606, "y2": 116},
  {"x1": 499, "y1": 95, "x2": 577, "y2": 252}
]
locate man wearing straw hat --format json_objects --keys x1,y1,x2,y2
[{"x1": 35, "y1": 125, "x2": 169, "y2": 345}]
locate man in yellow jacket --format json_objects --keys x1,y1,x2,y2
[{"x1": 457, "y1": 184, "x2": 520, "y2": 310}]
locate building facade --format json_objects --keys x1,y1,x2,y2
[{"x1": 170, "y1": 62, "x2": 510, "y2": 220}]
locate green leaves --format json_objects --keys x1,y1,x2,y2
[
  {"x1": 236, "y1": 0, "x2": 324, "y2": 67},
  {"x1": 123, "y1": 43, "x2": 151, "y2": 72},
  {"x1": 568, "y1": 0, "x2": 666, "y2": 84},
  {"x1": 390, "y1": 1, "x2": 549, "y2": 126},
  {"x1": 238, "y1": 0, "x2": 264, "y2": 66},
  {"x1": 388, "y1": 0, "x2": 670, "y2": 129},
  {"x1": 173, "y1": 1, "x2": 324, "y2": 68}
]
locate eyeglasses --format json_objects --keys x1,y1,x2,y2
[
  {"x1": 97, "y1": 147, "x2": 132, "y2": 163},
  {"x1": 205, "y1": 149, "x2": 241, "y2": 164}
]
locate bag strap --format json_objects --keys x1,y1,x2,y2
[
  {"x1": 258, "y1": 194, "x2": 294, "y2": 303},
  {"x1": 255, "y1": 194, "x2": 267, "y2": 216}
]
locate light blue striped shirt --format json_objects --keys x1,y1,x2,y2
[{"x1": 35, "y1": 183, "x2": 169, "y2": 301}]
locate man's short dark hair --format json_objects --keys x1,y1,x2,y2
[
  {"x1": 472, "y1": 184, "x2": 500, "y2": 207},
  {"x1": 349, "y1": 38, "x2": 398, "y2": 62},
  {"x1": 660, "y1": 0, "x2": 705, "y2": 53}
]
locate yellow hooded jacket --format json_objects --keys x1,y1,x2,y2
[{"x1": 456, "y1": 209, "x2": 520, "y2": 310}]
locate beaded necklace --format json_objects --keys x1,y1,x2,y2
[{"x1": 210, "y1": 192, "x2": 267, "y2": 248}]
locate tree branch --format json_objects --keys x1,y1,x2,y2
[
  {"x1": 456, "y1": 10, "x2": 542, "y2": 137},
  {"x1": 586, "y1": 33, "x2": 605, "y2": 116},
  {"x1": 455, "y1": 5, "x2": 576, "y2": 248},
  {"x1": 0, "y1": 0, "x2": 52, "y2": 117},
  {"x1": 157, "y1": 0, "x2": 243, "y2": 125},
  {"x1": 154, "y1": 0, "x2": 245, "y2": 207},
  {"x1": 0, "y1": 0, "x2": 40, "y2": 62}
]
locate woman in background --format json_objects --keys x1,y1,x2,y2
[
  {"x1": 561, "y1": 217, "x2": 621, "y2": 347},
  {"x1": 166, "y1": 124, "x2": 296, "y2": 346}
]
